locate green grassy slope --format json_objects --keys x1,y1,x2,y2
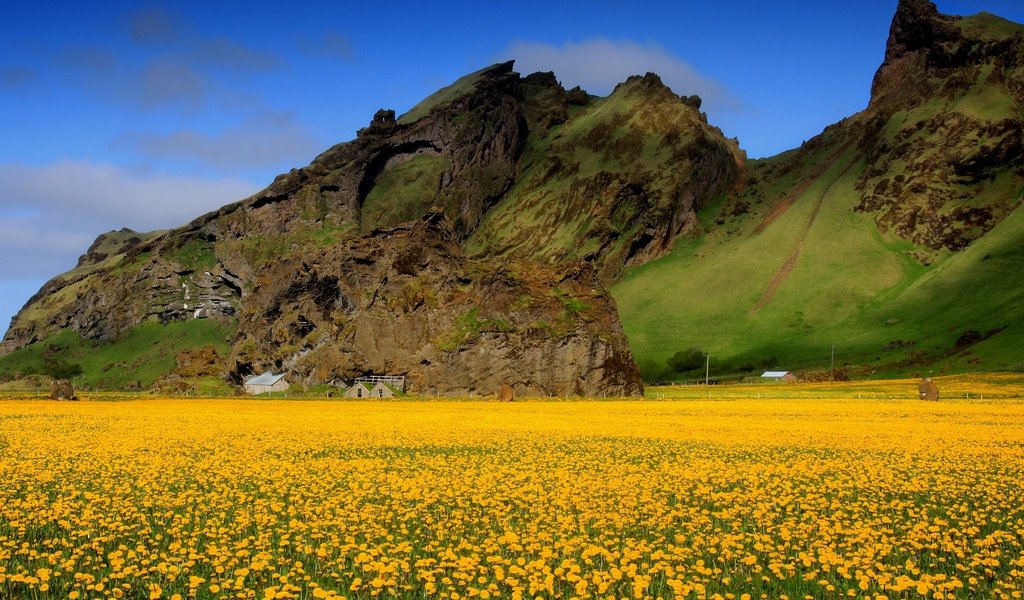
[
  {"x1": 466, "y1": 75, "x2": 740, "y2": 281},
  {"x1": 614, "y1": 140, "x2": 1024, "y2": 381},
  {"x1": 614, "y1": 6, "x2": 1024, "y2": 382},
  {"x1": 360, "y1": 154, "x2": 449, "y2": 232},
  {"x1": 0, "y1": 320, "x2": 233, "y2": 389},
  {"x1": 399, "y1": 63, "x2": 506, "y2": 124}
]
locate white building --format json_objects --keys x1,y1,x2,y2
[
  {"x1": 761, "y1": 370, "x2": 796, "y2": 382},
  {"x1": 244, "y1": 372, "x2": 289, "y2": 394}
]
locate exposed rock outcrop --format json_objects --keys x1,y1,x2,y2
[
  {"x1": 186, "y1": 61, "x2": 526, "y2": 247},
  {"x1": 855, "y1": 0, "x2": 1024, "y2": 252},
  {"x1": 230, "y1": 213, "x2": 642, "y2": 397}
]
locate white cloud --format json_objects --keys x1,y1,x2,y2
[
  {"x1": 503, "y1": 38, "x2": 737, "y2": 111},
  {"x1": 0, "y1": 160, "x2": 260, "y2": 279},
  {"x1": 117, "y1": 112, "x2": 320, "y2": 169},
  {"x1": 52, "y1": 8, "x2": 281, "y2": 113},
  {"x1": 297, "y1": 31, "x2": 355, "y2": 62}
]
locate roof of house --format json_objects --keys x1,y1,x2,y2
[
  {"x1": 245, "y1": 372, "x2": 287, "y2": 386},
  {"x1": 761, "y1": 371, "x2": 792, "y2": 378},
  {"x1": 370, "y1": 382, "x2": 401, "y2": 394}
]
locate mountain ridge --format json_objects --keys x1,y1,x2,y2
[{"x1": 2, "y1": 0, "x2": 1023, "y2": 390}]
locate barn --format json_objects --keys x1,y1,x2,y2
[
  {"x1": 761, "y1": 370, "x2": 797, "y2": 382},
  {"x1": 244, "y1": 372, "x2": 289, "y2": 395}
]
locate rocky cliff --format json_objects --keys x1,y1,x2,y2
[{"x1": 231, "y1": 213, "x2": 641, "y2": 397}]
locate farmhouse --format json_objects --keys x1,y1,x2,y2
[
  {"x1": 761, "y1": 371, "x2": 797, "y2": 382},
  {"x1": 369, "y1": 382, "x2": 401, "y2": 398},
  {"x1": 344, "y1": 382, "x2": 372, "y2": 398},
  {"x1": 244, "y1": 372, "x2": 289, "y2": 395}
]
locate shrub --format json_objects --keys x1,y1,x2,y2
[{"x1": 666, "y1": 347, "x2": 705, "y2": 374}]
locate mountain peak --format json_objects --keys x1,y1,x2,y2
[
  {"x1": 885, "y1": 0, "x2": 956, "y2": 62},
  {"x1": 866, "y1": 0, "x2": 1024, "y2": 108}
]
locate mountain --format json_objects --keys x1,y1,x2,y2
[
  {"x1": 0, "y1": 62, "x2": 741, "y2": 395},
  {"x1": 614, "y1": 0, "x2": 1024, "y2": 379},
  {"x1": 3, "y1": 0, "x2": 1022, "y2": 390}
]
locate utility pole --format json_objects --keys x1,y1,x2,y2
[
  {"x1": 830, "y1": 343, "x2": 835, "y2": 382},
  {"x1": 705, "y1": 354, "x2": 710, "y2": 386}
]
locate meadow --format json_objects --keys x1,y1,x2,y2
[{"x1": 1, "y1": 382, "x2": 1023, "y2": 599}]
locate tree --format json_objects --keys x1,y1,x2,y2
[{"x1": 666, "y1": 347, "x2": 705, "y2": 374}]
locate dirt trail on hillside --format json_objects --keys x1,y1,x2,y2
[
  {"x1": 751, "y1": 140, "x2": 856, "y2": 236},
  {"x1": 750, "y1": 142, "x2": 857, "y2": 315}
]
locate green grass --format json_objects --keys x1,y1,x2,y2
[
  {"x1": 398, "y1": 64, "x2": 501, "y2": 124},
  {"x1": 613, "y1": 133, "x2": 1024, "y2": 381},
  {"x1": 955, "y1": 11, "x2": 1024, "y2": 41},
  {"x1": 361, "y1": 154, "x2": 449, "y2": 232},
  {"x1": 168, "y1": 239, "x2": 217, "y2": 271},
  {"x1": 227, "y1": 222, "x2": 359, "y2": 269},
  {"x1": 0, "y1": 319, "x2": 234, "y2": 390}
]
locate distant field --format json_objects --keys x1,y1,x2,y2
[
  {"x1": 2, "y1": 383, "x2": 1023, "y2": 599},
  {"x1": 2, "y1": 372, "x2": 1020, "y2": 402},
  {"x1": 647, "y1": 372, "x2": 1024, "y2": 401}
]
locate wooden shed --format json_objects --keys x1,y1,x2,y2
[
  {"x1": 244, "y1": 372, "x2": 289, "y2": 395},
  {"x1": 344, "y1": 382, "x2": 372, "y2": 398},
  {"x1": 761, "y1": 370, "x2": 797, "y2": 382}
]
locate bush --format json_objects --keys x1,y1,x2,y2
[
  {"x1": 42, "y1": 356, "x2": 83, "y2": 380},
  {"x1": 666, "y1": 347, "x2": 705, "y2": 374}
]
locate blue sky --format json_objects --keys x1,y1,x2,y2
[{"x1": 2, "y1": 0, "x2": 1023, "y2": 336}]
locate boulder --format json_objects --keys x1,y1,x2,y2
[
  {"x1": 918, "y1": 378, "x2": 939, "y2": 401},
  {"x1": 496, "y1": 383, "x2": 515, "y2": 402},
  {"x1": 565, "y1": 85, "x2": 589, "y2": 105},
  {"x1": 50, "y1": 379, "x2": 77, "y2": 401}
]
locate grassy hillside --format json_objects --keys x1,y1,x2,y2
[
  {"x1": 614, "y1": 142, "x2": 1024, "y2": 381},
  {"x1": 614, "y1": 3, "x2": 1024, "y2": 382},
  {"x1": 467, "y1": 74, "x2": 741, "y2": 282},
  {"x1": 0, "y1": 319, "x2": 233, "y2": 390},
  {"x1": 360, "y1": 154, "x2": 449, "y2": 232}
]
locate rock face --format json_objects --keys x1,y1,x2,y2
[
  {"x1": 188, "y1": 61, "x2": 527, "y2": 247},
  {"x1": 856, "y1": 0, "x2": 1024, "y2": 251},
  {"x1": 230, "y1": 213, "x2": 642, "y2": 397}
]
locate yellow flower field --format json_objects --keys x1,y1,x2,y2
[{"x1": 1, "y1": 394, "x2": 1023, "y2": 599}]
